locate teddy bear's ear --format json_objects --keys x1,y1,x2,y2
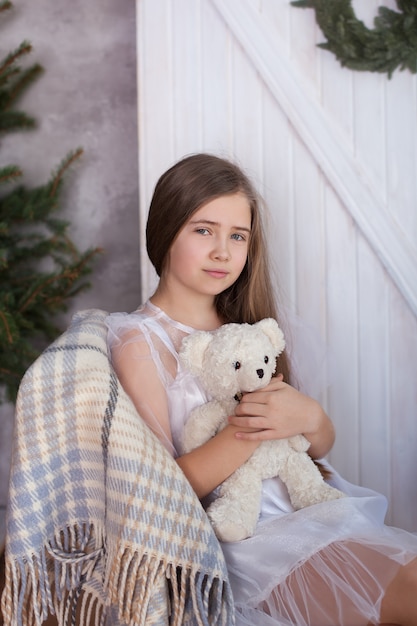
[
  {"x1": 178, "y1": 331, "x2": 214, "y2": 376},
  {"x1": 256, "y1": 318, "x2": 286, "y2": 353}
]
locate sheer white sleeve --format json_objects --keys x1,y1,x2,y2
[{"x1": 106, "y1": 312, "x2": 177, "y2": 456}]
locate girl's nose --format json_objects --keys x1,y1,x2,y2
[
  {"x1": 214, "y1": 249, "x2": 230, "y2": 261},
  {"x1": 212, "y1": 238, "x2": 230, "y2": 261}
]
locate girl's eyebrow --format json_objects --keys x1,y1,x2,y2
[{"x1": 189, "y1": 219, "x2": 251, "y2": 233}]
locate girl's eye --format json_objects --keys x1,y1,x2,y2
[
  {"x1": 264, "y1": 356, "x2": 269, "y2": 364},
  {"x1": 196, "y1": 228, "x2": 210, "y2": 235},
  {"x1": 234, "y1": 361, "x2": 241, "y2": 370},
  {"x1": 231, "y1": 233, "x2": 246, "y2": 241}
]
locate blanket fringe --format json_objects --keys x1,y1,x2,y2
[
  {"x1": 2, "y1": 526, "x2": 234, "y2": 626},
  {"x1": 105, "y1": 547, "x2": 234, "y2": 626},
  {"x1": 1, "y1": 523, "x2": 104, "y2": 626}
]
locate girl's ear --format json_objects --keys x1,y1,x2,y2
[
  {"x1": 256, "y1": 318, "x2": 286, "y2": 354},
  {"x1": 178, "y1": 331, "x2": 214, "y2": 376}
]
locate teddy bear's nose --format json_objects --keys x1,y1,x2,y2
[{"x1": 257, "y1": 369, "x2": 264, "y2": 378}]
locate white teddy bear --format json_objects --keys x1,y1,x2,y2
[{"x1": 179, "y1": 318, "x2": 344, "y2": 542}]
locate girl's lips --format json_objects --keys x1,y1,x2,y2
[{"x1": 205, "y1": 269, "x2": 229, "y2": 279}]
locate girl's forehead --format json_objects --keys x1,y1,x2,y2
[{"x1": 191, "y1": 193, "x2": 251, "y2": 224}]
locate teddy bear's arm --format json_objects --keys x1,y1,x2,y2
[
  {"x1": 288, "y1": 434, "x2": 311, "y2": 453},
  {"x1": 182, "y1": 400, "x2": 229, "y2": 453}
]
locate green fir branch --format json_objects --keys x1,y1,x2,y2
[
  {"x1": 47, "y1": 147, "x2": 84, "y2": 199},
  {"x1": 291, "y1": 0, "x2": 417, "y2": 77},
  {"x1": 0, "y1": 41, "x2": 42, "y2": 130},
  {"x1": 0, "y1": 2, "x2": 13, "y2": 13},
  {"x1": 2, "y1": 62, "x2": 43, "y2": 109},
  {"x1": 0, "y1": 164, "x2": 22, "y2": 185},
  {"x1": 0, "y1": 5, "x2": 101, "y2": 402},
  {"x1": 0, "y1": 109, "x2": 36, "y2": 131},
  {"x1": 0, "y1": 64, "x2": 20, "y2": 89},
  {"x1": 0, "y1": 40, "x2": 32, "y2": 77}
]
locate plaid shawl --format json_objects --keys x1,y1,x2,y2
[{"x1": 1, "y1": 309, "x2": 234, "y2": 626}]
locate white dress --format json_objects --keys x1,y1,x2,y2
[{"x1": 106, "y1": 301, "x2": 417, "y2": 626}]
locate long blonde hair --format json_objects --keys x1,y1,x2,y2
[{"x1": 146, "y1": 153, "x2": 290, "y2": 381}]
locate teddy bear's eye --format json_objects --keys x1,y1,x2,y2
[
  {"x1": 264, "y1": 356, "x2": 269, "y2": 364},
  {"x1": 234, "y1": 361, "x2": 241, "y2": 370}
]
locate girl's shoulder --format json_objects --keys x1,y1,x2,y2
[
  {"x1": 106, "y1": 300, "x2": 193, "y2": 355},
  {"x1": 106, "y1": 301, "x2": 161, "y2": 346},
  {"x1": 106, "y1": 302, "x2": 151, "y2": 328}
]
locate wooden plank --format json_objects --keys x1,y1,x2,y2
[
  {"x1": 291, "y1": 139, "x2": 331, "y2": 405},
  {"x1": 385, "y1": 70, "x2": 417, "y2": 241},
  {"x1": 353, "y1": 72, "x2": 387, "y2": 200},
  {"x1": 230, "y1": 39, "x2": 264, "y2": 175},
  {"x1": 137, "y1": 0, "x2": 175, "y2": 298},
  {"x1": 262, "y1": 88, "x2": 296, "y2": 310},
  {"x1": 389, "y1": 286, "x2": 417, "y2": 531},
  {"x1": 289, "y1": 0, "x2": 320, "y2": 93},
  {"x1": 356, "y1": 238, "x2": 391, "y2": 501},
  {"x1": 320, "y1": 41, "x2": 354, "y2": 148},
  {"x1": 200, "y1": 1, "x2": 234, "y2": 154},
  {"x1": 259, "y1": 0, "x2": 291, "y2": 55},
  {"x1": 171, "y1": 0, "x2": 203, "y2": 155},
  {"x1": 324, "y1": 184, "x2": 360, "y2": 484}
]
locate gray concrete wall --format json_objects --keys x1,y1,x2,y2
[{"x1": 0, "y1": 0, "x2": 139, "y2": 543}]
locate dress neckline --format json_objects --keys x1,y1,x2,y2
[{"x1": 144, "y1": 300, "x2": 196, "y2": 334}]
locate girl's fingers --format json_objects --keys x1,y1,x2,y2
[
  {"x1": 228, "y1": 415, "x2": 267, "y2": 428},
  {"x1": 234, "y1": 401, "x2": 269, "y2": 417},
  {"x1": 239, "y1": 377, "x2": 286, "y2": 405},
  {"x1": 235, "y1": 429, "x2": 275, "y2": 441}
]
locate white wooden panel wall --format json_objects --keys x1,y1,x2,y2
[{"x1": 137, "y1": 0, "x2": 417, "y2": 531}]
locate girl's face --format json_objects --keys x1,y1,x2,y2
[{"x1": 165, "y1": 193, "x2": 251, "y2": 299}]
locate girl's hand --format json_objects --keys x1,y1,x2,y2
[{"x1": 228, "y1": 375, "x2": 335, "y2": 459}]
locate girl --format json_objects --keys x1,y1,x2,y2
[{"x1": 106, "y1": 153, "x2": 417, "y2": 626}]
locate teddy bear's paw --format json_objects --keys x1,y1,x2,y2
[
  {"x1": 320, "y1": 484, "x2": 345, "y2": 502},
  {"x1": 288, "y1": 434, "x2": 310, "y2": 453},
  {"x1": 207, "y1": 500, "x2": 256, "y2": 542},
  {"x1": 291, "y1": 484, "x2": 345, "y2": 510},
  {"x1": 210, "y1": 518, "x2": 252, "y2": 543}
]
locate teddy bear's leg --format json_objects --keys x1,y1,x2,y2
[
  {"x1": 207, "y1": 464, "x2": 263, "y2": 542},
  {"x1": 279, "y1": 448, "x2": 345, "y2": 510}
]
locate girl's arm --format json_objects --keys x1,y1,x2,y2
[
  {"x1": 228, "y1": 376, "x2": 335, "y2": 460},
  {"x1": 111, "y1": 331, "x2": 261, "y2": 498},
  {"x1": 175, "y1": 425, "x2": 259, "y2": 498},
  {"x1": 111, "y1": 329, "x2": 175, "y2": 455}
]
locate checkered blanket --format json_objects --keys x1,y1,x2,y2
[{"x1": 1, "y1": 309, "x2": 234, "y2": 626}]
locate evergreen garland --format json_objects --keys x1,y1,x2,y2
[
  {"x1": 0, "y1": 2, "x2": 101, "y2": 403},
  {"x1": 291, "y1": 0, "x2": 417, "y2": 77}
]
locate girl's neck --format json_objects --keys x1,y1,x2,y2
[{"x1": 150, "y1": 286, "x2": 222, "y2": 331}]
